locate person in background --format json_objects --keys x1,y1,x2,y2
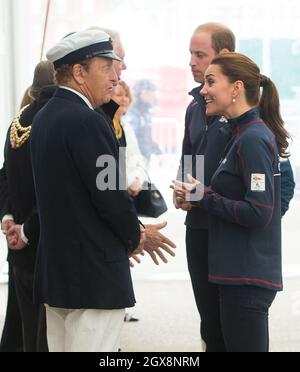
[
  {"x1": 19, "y1": 66, "x2": 56, "y2": 111},
  {"x1": 19, "y1": 87, "x2": 34, "y2": 110},
  {"x1": 0, "y1": 61, "x2": 55, "y2": 352},
  {"x1": 0, "y1": 85, "x2": 34, "y2": 353},
  {"x1": 126, "y1": 79, "x2": 161, "y2": 167},
  {"x1": 112, "y1": 80, "x2": 148, "y2": 198},
  {"x1": 173, "y1": 52, "x2": 289, "y2": 352},
  {"x1": 91, "y1": 26, "x2": 176, "y2": 266}
]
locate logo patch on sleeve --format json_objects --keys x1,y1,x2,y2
[{"x1": 251, "y1": 174, "x2": 265, "y2": 192}]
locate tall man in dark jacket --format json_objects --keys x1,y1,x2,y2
[
  {"x1": 30, "y1": 29, "x2": 143, "y2": 352},
  {"x1": 175, "y1": 23, "x2": 295, "y2": 352}
]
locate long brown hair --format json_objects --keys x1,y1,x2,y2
[
  {"x1": 211, "y1": 52, "x2": 290, "y2": 158},
  {"x1": 29, "y1": 60, "x2": 55, "y2": 101},
  {"x1": 20, "y1": 61, "x2": 55, "y2": 110},
  {"x1": 20, "y1": 87, "x2": 34, "y2": 109}
]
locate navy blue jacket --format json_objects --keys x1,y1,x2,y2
[
  {"x1": 180, "y1": 87, "x2": 232, "y2": 229},
  {"x1": 180, "y1": 87, "x2": 295, "y2": 229},
  {"x1": 31, "y1": 88, "x2": 141, "y2": 309},
  {"x1": 195, "y1": 109, "x2": 282, "y2": 291}
]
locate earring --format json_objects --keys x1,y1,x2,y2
[{"x1": 232, "y1": 98, "x2": 236, "y2": 103}]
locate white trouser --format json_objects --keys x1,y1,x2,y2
[{"x1": 45, "y1": 305, "x2": 125, "y2": 352}]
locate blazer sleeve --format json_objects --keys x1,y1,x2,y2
[
  {"x1": 197, "y1": 135, "x2": 277, "y2": 228},
  {"x1": 69, "y1": 112, "x2": 141, "y2": 252},
  {"x1": 23, "y1": 207, "x2": 40, "y2": 244},
  {"x1": 280, "y1": 159, "x2": 295, "y2": 217}
]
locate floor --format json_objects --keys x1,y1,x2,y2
[{"x1": 0, "y1": 178, "x2": 299, "y2": 352}]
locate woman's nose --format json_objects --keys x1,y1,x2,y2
[{"x1": 200, "y1": 86, "x2": 206, "y2": 96}]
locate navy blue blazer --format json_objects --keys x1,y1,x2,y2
[{"x1": 30, "y1": 88, "x2": 141, "y2": 309}]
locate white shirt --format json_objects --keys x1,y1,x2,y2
[{"x1": 122, "y1": 121, "x2": 148, "y2": 187}]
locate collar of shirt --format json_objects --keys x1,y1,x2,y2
[{"x1": 59, "y1": 86, "x2": 94, "y2": 110}]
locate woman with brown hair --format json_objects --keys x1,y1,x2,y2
[
  {"x1": 19, "y1": 61, "x2": 56, "y2": 110},
  {"x1": 19, "y1": 87, "x2": 33, "y2": 110},
  {"x1": 173, "y1": 52, "x2": 289, "y2": 352}
]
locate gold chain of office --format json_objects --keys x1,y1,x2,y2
[{"x1": 10, "y1": 105, "x2": 32, "y2": 149}]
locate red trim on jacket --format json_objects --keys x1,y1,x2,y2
[{"x1": 209, "y1": 275, "x2": 283, "y2": 288}]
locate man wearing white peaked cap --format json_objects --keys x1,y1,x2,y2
[{"x1": 30, "y1": 29, "x2": 144, "y2": 352}]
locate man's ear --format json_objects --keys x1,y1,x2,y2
[
  {"x1": 72, "y1": 64, "x2": 86, "y2": 85},
  {"x1": 219, "y1": 48, "x2": 230, "y2": 55}
]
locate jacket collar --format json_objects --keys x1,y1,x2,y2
[
  {"x1": 227, "y1": 108, "x2": 261, "y2": 128},
  {"x1": 59, "y1": 86, "x2": 94, "y2": 109},
  {"x1": 189, "y1": 85, "x2": 203, "y2": 104},
  {"x1": 54, "y1": 88, "x2": 92, "y2": 108},
  {"x1": 54, "y1": 89, "x2": 120, "y2": 121},
  {"x1": 101, "y1": 100, "x2": 119, "y2": 120}
]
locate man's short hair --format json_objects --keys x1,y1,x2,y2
[
  {"x1": 194, "y1": 23, "x2": 236, "y2": 53},
  {"x1": 55, "y1": 59, "x2": 92, "y2": 85}
]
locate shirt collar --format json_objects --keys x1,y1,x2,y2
[{"x1": 59, "y1": 86, "x2": 94, "y2": 110}]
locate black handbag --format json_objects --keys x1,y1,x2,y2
[{"x1": 133, "y1": 181, "x2": 168, "y2": 218}]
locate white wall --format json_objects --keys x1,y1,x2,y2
[{"x1": 0, "y1": 0, "x2": 16, "y2": 165}]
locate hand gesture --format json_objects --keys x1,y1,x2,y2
[
  {"x1": 128, "y1": 225, "x2": 146, "y2": 267},
  {"x1": 143, "y1": 221, "x2": 176, "y2": 265},
  {"x1": 171, "y1": 174, "x2": 201, "y2": 207},
  {"x1": 173, "y1": 190, "x2": 192, "y2": 211}
]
